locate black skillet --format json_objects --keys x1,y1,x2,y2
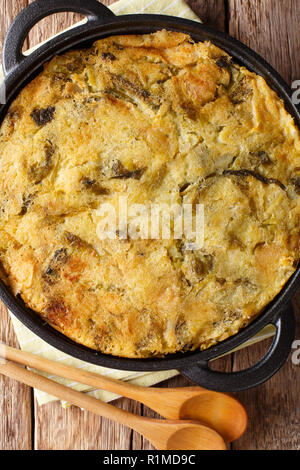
[{"x1": 0, "y1": 0, "x2": 299, "y2": 392}]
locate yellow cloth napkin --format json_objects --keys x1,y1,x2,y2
[{"x1": 2, "y1": 0, "x2": 275, "y2": 406}]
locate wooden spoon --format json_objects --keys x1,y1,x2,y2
[
  {"x1": 0, "y1": 360, "x2": 226, "y2": 450},
  {"x1": 0, "y1": 343, "x2": 247, "y2": 443}
]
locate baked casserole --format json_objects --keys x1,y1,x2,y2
[{"x1": 0, "y1": 30, "x2": 299, "y2": 358}]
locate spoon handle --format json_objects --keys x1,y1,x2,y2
[
  {"x1": 0, "y1": 342, "x2": 202, "y2": 404},
  {"x1": 0, "y1": 359, "x2": 145, "y2": 430},
  {"x1": 0, "y1": 342, "x2": 153, "y2": 395}
]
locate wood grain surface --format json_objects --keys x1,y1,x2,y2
[{"x1": 0, "y1": 0, "x2": 299, "y2": 450}]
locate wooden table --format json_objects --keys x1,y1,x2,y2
[{"x1": 0, "y1": 0, "x2": 299, "y2": 450}]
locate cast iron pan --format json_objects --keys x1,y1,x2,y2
[{"x1": 0, "y1": 0, "x2": 299, "y2": 392}]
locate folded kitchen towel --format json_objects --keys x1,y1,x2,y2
[{"x1": 2, "y1": 0, "x2": 275, "y2": 406}]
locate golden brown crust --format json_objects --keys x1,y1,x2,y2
[{"x1": 0, "y1": 30, "x2": 299, "y2": 357}]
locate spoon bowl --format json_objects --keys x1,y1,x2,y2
[
  {"x1": 178, "y1": 391, "x2": 247, "y2": 442},
  {"x1": 130, "y1": 386, "x2": 247, "y2": 442},
  {"x1": 165, "y1": 423, "x2": 227, "y2": 451}
]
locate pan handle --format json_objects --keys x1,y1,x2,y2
[
  {"x1": 3, "y1": 0, "x2": 115, "y2": 75},
  {"x1": 179, "y1": 303, "x2": 295, "y2": 392}
]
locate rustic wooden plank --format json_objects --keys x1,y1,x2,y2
[
  {"x1": 0, "y1": 0, "x2": 33, "y2": 452},
  {"x1": 0, "y1": 304, "x2": 32, "y2": 450},
  {"x1": 187, "y1": 0, "x2": 226, "y2": 30},
  {"x1": 228, "y1": 0, "x2": 300, "y2": 450},
  {"x1": 228, "y1": 0, "x2": 300, "y2": 83},
  {"x1": 232, "y1": 297, "x2": 300, "y2": 450},
  {"x1": 34, "y1": 396, "x2": 141, "y2": 450}
]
